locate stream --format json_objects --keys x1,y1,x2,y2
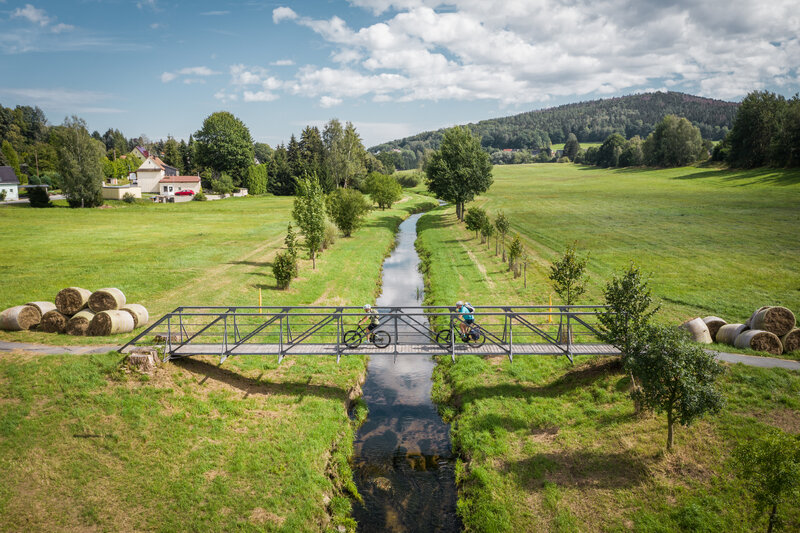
[{"x1": 351, "y1": 212, "x2": 461, "y2": 532}]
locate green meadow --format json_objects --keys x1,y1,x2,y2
[
  {"x1": 0, "y1": 192, "x2": 433, "y2": 531},
  {"x1": 415, "y1": 163, "x2": 800, "y2": 531}
]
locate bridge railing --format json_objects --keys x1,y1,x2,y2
[{"x1": 120, "y1": 305, "x2": 613, "y2": 364}]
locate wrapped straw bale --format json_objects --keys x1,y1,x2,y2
[
  {"x1": 716, "y1": 324, "x2": 748, "y2": 346},
  {"x1": 702, "y1": 316, "x2": 727, "y2": 342},
  {"x1": 66, "y1": 310, "x2": 96, "y2": 336},
  {"x1": 88, "y1": 288, "x2": 126, "y2": 312},
  {"x1": 680, "y1": 317, "x2": 713, "y2": 344},
  {"x1": 781, "y1": 329, "x2": 800, "y2": 354},
  {"x1": 88, "y1": 310, "x2": 135, "y2": 336},
  {"x1": 734, "y1": 330, "x2": 783, "y2": 356},
  {"x1": 55, "y1": 287, "x2": 92, "y2": 315},
  {"x1": 0, "y1": 304, "x2": 42, "y2": 331},
  {"x1": 26, "y1": 301, "x2": 57, "y2": 316},
  {"x1": 120, "y1": 304, "x2": 149, "y2": 328},
  {"x1": 40, "y1": 310, "x2": 69, "y2": 333},
  {"x1": 749, "y1": 306, "x2": 796, "y2": 337}
]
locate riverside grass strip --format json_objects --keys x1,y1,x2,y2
[{"x1": 416, "y1": 175, "x2": 800, "y2": 531}]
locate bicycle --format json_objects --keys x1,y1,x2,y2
[
  {"x1": 435, "y1": 322, "x2": 486, "y2": 349},
  {"x1": 343, "y1": 324, "x2": 391, "y2": 349}
]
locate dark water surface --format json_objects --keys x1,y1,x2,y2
[{"x1": 351, "y1": 213, "x2": 460, "y2": 532}]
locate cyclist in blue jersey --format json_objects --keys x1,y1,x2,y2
[{"x1": 456, "y1": 300, "x2": 474, "y2": 339}]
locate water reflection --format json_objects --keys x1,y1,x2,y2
[{"x1": 351, "y1": 213, "x2": 460, "y2": 532}]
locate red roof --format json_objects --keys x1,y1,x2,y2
[{"x1": 159, "y1": 176, "x2": 201, "y2": 183}]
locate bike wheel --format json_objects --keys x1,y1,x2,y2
[
  {"x1": 435, "y1": 329, "x2": 454, "y2": 349},
  {"x1": 343, "y1": 330, "x2": 362, "y2": 348},
  {"x1": 470, "y1": 330, "x2": 486, "y2": 348},
  {"x1": 371, "y1": 330, "x2": 391, "y2": 349}
]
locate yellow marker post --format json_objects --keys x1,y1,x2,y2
[{"x1": 259, "y1": 288, "x2": 262, "y2": 313}]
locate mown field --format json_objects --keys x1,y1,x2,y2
[
  {"x1": 0, "y1": 192, "x2": 433, "y2": 531},
  {"x1": 416, "y1": 164, "x2": 800, "y2": 531}
]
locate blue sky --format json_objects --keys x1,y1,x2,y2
[{"x1": 1, "y1": 1, "x2": 798, "y2": 148}]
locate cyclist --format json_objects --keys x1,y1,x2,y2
[
  {"x1": 358, "y1": 304, "x2": 380, "y2": 340},
  {"x1": 456, "y1": 300, "x2": 475, "y2": 340}
]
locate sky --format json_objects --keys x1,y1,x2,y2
[{"x1": 1, "y1": 0, "x2": 798, "y2": 148}]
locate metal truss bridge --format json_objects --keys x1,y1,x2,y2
[{"x1": 121, "y1": 305, "x2": 619, "y2": 364}]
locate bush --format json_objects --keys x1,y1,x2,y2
[
  {"x1": 556, "y1": 156, "x2": 570, "y2": 163},
  {"x1": 0, "y1": 190, "x2": 6, "y2": 201},
  {"x1": 395, "y1": 171, "x2": 422, "y2": 188},
  {"x1": 210, "y1": 173, "x2": 235, "y2": 196},
  {"x1": 272, "y1": 251, "x2": 295, "y2": 289},
  {"x1": 326, "y1": 188, "x2": 372, "y2": 237},
  {"x1": 122, "y1": 192, "x2": 136, "y2": 203},
  {"x1": 322, "y1": 222, "x2": 337, "y2": 250},
  {"x1": 365, "y1": 172, "x2": 402, "y2": 209},
  {"x1": 28, "y1": 187, "x2": 52, "y2": 208},
  {"x1": 193, "y1": 191, "x2": 207, "y2": 201}
]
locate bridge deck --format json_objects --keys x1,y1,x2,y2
[{"x1": 148, "y1": 343, "x2": 620, "y2": 357}]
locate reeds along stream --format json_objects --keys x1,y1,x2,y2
[{"x1": 351, "y1": 213, "x2": 460, "y2": 532}]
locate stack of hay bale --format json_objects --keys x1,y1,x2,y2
[
  {"x1": 0, "y1": 287, "x2": 149, "y2": 337},
  {"x1": 681, "y1": 305, "x2": 797, "y2": 356}
]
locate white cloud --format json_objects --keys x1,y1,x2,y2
[
  {"x1": 319, "y1": 96, "x2": 342, "y2": 107},
  {"x1": 214, "y1": 90, "x2": 238, "y2": 103},
  {"x1": 161, "y1": 66, "x2": 221, "y2": 83},
  {"x1": 244, "y1": 90, "x2": 279, "y2": 102},
  {"x1": 150, "y1": 23, "x2": 162, "y2": 29},
  {"x1": 12, "y1": 4, "x2": 50, "y2": 26},
  {"x1": 0, "y1": 87, "x2": 124, "y2": 113},
  {"x1": 268, "y1": 1, "x2": 800, "y2": 105},
  {"x1": 270, "y1": 59, "x2": 295, "y2": 66},
  {"x1": 200, "y1": 11, "x2": 229, "y2": 16}
]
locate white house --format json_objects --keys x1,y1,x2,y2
[
  {"x1": 133, "y1": 156, "x2": 179, "y2": 193},
  {"x1": 158, "y1": 175, "x2": 201, "y2": 195},
  {"x1": 0, "y1": 166, "x2": 20, "y2": 201}
]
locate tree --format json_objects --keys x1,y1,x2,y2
[
  {"x1": 563, "y1": 133, "x2": 580, "y2": 161},
  {"x1": 284, "y1": 223, "x2": 299, "y2": 277},
  {"x1": 465, "y1": 206, "x2": 488, "y2": 239},
  {"x1": 726, "y1": 91, "x2": 786, "y2": 168},
  {"x1": 507, "y1": 233, "x2": 523, "y2": 275},
  {"x1": 425, "y1": 126, "x2": 493, "y2": 221},
  {"x1": 162, "y1": 137, "x2": 183, "y2": 173},
  {"x1": 481, "y1": 218, "x2": 494, "y2": 251},
  {"x1": 376, "y1": 151, "x2": 399, "y2": 174},
  {"x1": 287, "y1": 134, "x2": 303, "y2": 179},
  {"x1": 548, "y1": 243, "x2": 588, "y2": 305},
  {"x1": 619, "y1": 136, "x2": 644, "y2": 166},
  {"x1": 272, "y1": 251, "x2": 295, "y2": 290},
  {"x1": 364, "y1": 172, "x2": 402, "y2": 209},
  {"x1": 210, "y1": 173, "x2": 235, "y2": 195},
  {"x1": 299, "y1": 126, "x2": 325, "y2": 187},
  {"x1": 596, "y1": 133, "x2": 627, "y2": 167},
  {"x1": 642, "y1": 115, "x2": 704, "y2": 167},
  {"x1": 1, "y1": 140, "x2": 25, "y2": 184},
  {"x1": 323, "y1": 119, "x2": 367, "y2": 189},
  {"x1": 326, "y1": 188, "x2": 372, "y2": 237},
  {"x1": 27, "y1": 186, "x2": 52, "y2": 208},
  {"x1": 246, "y1": 164, "x2": 269, "y2": 195},
  {"x1": 292, "y1": 176, "x2": 326, "y2": 269},
  {"x1": 253, "y1": 142, "x2": 273, "y2": 165},
  {"x1": 494, "y1": 212, "x2": 509, "y2": 258},
  {"x1": 268, "y1": 145, "x2": 295, "y2": 195},
  {"x1": 734, "y1": 429, "x2": 800, "y2": 533},
  {"x1": 628, "y1": 325, "x2": 724, "y2": 451},
  {"x1": 194, "y1": 111, "x2": 254, "y2": 186},
  {"x1": 51, "y1": 116, "x2": 105, "y2": 208}
]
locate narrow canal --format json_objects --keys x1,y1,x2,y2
[{"x1": 351, "y1": 212, "x2": 460, "y2": 532}]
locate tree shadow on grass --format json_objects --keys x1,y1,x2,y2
[
  {"x1": 505, "y1": 448, "x2": 654, "y2": 490},
  {"x1": 671, "y1": 167, "x2": 800, "y2": 186},
  {"x1": 173, "y1": 356, "x2": 350, "y2": 401},
  {"x1": 228, "y1": 260, "x2": 273, "y2": 268}
]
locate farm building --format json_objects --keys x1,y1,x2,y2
[
  {"x1": 0, "y1": 166, "x2": 20, "y2": 201},
  {"x1": 133, "y1": 156, "x2": 179, "y2": 193},
  {"x1": 158, "y1": 175, "x2": 201, "y2": 195}
]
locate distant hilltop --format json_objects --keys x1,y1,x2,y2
[{"x1": 370, "y1": 91, "x2": 739, "y2": 155}]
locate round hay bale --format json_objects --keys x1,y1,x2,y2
[
  {"x1": 26, "y1": 301, "x2": 57, "y2": 316},
  {"x1": 679, "y1": 317, "x2": 712, "y2": 344},
  {"x1": 88, "y1": 310, "x2": 135, "y2": 336},
  {"x1": 734, "y1": 329, "x2": 783, "y2": 356},
  {"x1": 120, "y1": 304, "x2": 149, "y2": 328},
  {"x1": 66, "y1": 310, "x2": 96, "y2": 336},
  {"x1": 702, "y1": 316, "x2": 727, "y2": 342},
  {"x1": 0, "y1": 305, "x2": 42, "y2": 331},
  {"x1": 716, "y1": 324, "x2": 748, "y2": 346},
  {"x1": 55, "y1": 287, "x2": 92, "y2": 315},
  {"x1": 40, "y1": 310, "x2": 69, "y2": 333},
  {"x1": 781, "y1": 329, "x2": 800, "y2": 354},
  {"x1": 745, "y1": 306, "x2": 769, "y2": 329},
  {"x1": 88, "y1": 288, "x2": 127, "y2": 312},
  {"x1": 750, "y1": 306, "x2": 796, "y2": 337}
]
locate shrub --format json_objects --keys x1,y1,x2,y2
[
  {"x1": 122, "y1": 192, "x2": 136, "y2": 203},
  {"x1": 28, "y1": 187, "x2": 52, "y2": 208},
  {"x1": 193, "y1": 191, "x2": 207, "y2": 201},
  {"x1": 0, "y1": 190, "x2": 6, "y2": 201},
  {"x1": 210, "y1": 173, "x2": 235, "y2": 196},
  {"x1": 322, "y1": 222, "x2": 337, "y2": 250},
  {"x1": 326, "y1": 188, "x2": 371, "y2": 237},
  {"x1": 272, "y1": 251, "x2": 295, "y2": 289},
  {"x1": 556, "y1": 156, "x2": 570, "y2": 163},
  {"x1": 395, "y1": 171, "x2": 421, "y2": 188},
  {"x1": 364, "y1": 172, "x2": 402, "y2": 209}
]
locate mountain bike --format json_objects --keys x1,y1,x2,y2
[
  {"x1": 435, "y1": 322, "x2": 486, "y2": 349},
  {"x1": 343, "y1": 324, "x2": 391, "y2": 349}
]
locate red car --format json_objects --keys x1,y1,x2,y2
[{"x1": 175, "y1": 190, "x2": 195, "y2": 196}]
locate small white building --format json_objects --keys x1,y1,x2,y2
[
  {"x1": 0, "y1": 166, "x2": 20, "y2": 201},
  {"x1": 134, "y1": 156, "x2": 179, "y2": 193},
  {"x1": 158, "y1": 176, "x2": 202, "y2": 196}
]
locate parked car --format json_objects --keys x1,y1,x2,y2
[{"x1": 175, "y1": 190, "x2": 195, "y2": 196}]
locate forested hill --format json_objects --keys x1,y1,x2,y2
[{"x1": 370, "y1": 92, "x2": 738, "y2": 154}]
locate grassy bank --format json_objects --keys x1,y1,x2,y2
[
  {"x1": 0, "y1": 192, "x2": 433, "y2": 531},
  {"x1": 416, "y1": 166, "x2": 800, "y2": 530}
]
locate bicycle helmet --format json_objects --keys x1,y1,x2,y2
[
  {"x1": 364, "y1": 304, "x2": 372, "y2": 310},
  {"x1": 456, "y1": 300, "x2": 464, "y2": 307}
]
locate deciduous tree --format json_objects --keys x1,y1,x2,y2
[
  {"x1": 326, "y1": 188, "x2": 371, "y2": 237},
  {"x1": 194, "y1": 111, "x2": 254, "y2": 185},
  {"x1": 548, "y1": 243, "x2": 588, "y2": 305},
  {"x1": 51, "y1": 116, "x2": 105, "y2": 208},
  {"x1": 292, "y1": 176, "x2": 326, "y2": 269}
]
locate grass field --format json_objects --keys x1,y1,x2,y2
[
  {"x1": 455, "y1": 164, "x2": 800, "y2": 324},
  {"x1": 0, "y1": 192, "x2": 433, "y2": 531},
  {"x1": 415, "y1": 165, "x2": 800, "y2": 530}
]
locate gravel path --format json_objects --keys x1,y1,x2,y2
[{"x1": 1, "y1": 341, "x2": 798, "y2": 370}]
